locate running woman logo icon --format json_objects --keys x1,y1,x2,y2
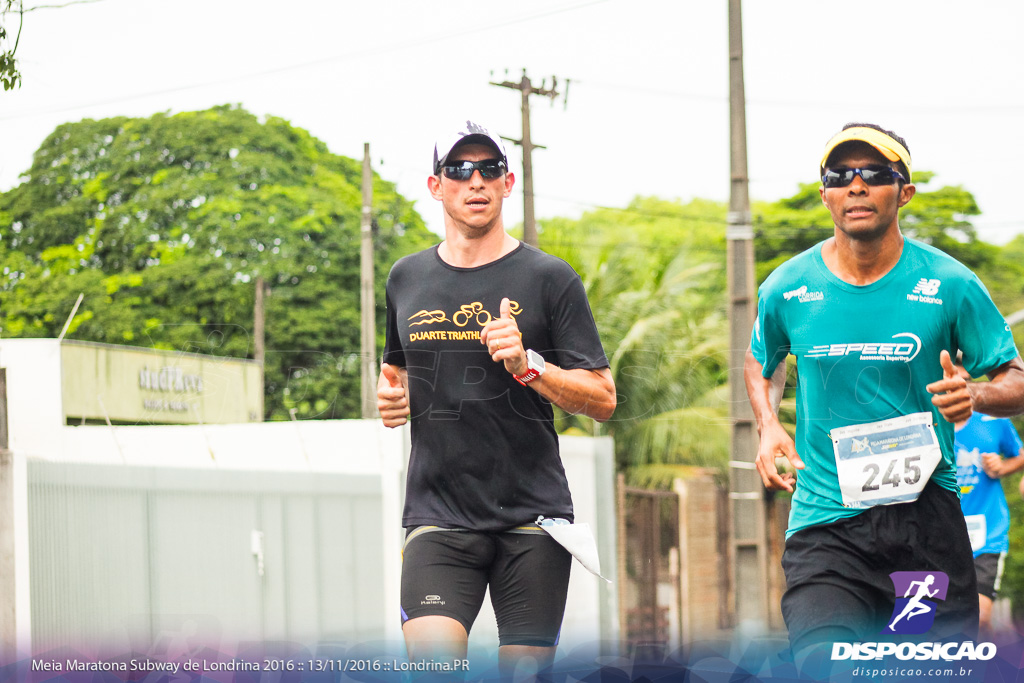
[{"x1": 884, "y1": 571, "x2": 949, "y2": 635}]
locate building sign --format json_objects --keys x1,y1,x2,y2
[
  {"x1": 61, "y1": 341, "x2": 263, "y2": 425},
  {"x1": 139, "y1": 366, "x2": 204, "y2": 394}
]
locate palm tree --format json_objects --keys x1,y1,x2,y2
[{"x1": 540, "y1": 197, "x2": 732, "y2": 485}]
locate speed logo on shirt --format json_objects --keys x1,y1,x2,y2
[{"x1": 804, "y1": 332, "x2": 922, "y2": 363}]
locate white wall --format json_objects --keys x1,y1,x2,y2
[
  {"x1": 17, "y1": 418, "x2": 616, "y2": 656},
  {"x1": 0, "y1": 340, "x2": 64, "y2": 458}
]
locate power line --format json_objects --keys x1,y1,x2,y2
[
  {"x1": 578, "y1": 79, "x2": 1024, "y2": 115},
  {"x1": 533, "y1": 191, "x2": 1024, "y2": 231},
  {"x1": 379, "y1": 156, "x2": 1024, "y2": 233},
  {"x1": 0, "y1": 0, "x2": 609, "y2": 121}
]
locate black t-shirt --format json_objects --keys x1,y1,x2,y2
[{"x1": 383, "y1": 242, "x2": 610, "y2": 531}]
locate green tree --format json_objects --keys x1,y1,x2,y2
[
  {"x1": 539, "y1": 197, "x2": 732, "y2": 483},
  {"x1": 0, "y1": 105, "x2": 436, "y2": 419}
]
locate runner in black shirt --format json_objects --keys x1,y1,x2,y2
[{"x1": 378, "y1": 120, "x2": 616, "y2": 678}]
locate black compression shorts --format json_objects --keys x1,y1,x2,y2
[{"x1": 400, "y1": 526, "x2": 572, "y2": 647}]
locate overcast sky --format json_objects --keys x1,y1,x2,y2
[{"x1": 2, "y1": 0, "x2": 1022, "y2": 244}]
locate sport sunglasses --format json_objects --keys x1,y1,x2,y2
[
  {"x1": 441, "y1": 159, "x2": 507, "y2": 181},
  {"x1": 822, "y1": 165, "x2": 905, "y2": 188}
]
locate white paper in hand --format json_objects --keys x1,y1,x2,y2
[{"x1": 536, "y1": 516, "x2": 611, "y2": 583}]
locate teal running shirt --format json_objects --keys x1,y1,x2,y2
[{"x1": 751, "y1": 238, "x2": 1019, "y2": 538}]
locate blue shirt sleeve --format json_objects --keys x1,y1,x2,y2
[
  {"x1": 1000, "y1": 419, "x2": 1024, "y2": 458},
  {"x1": 956, "y1": 273, "x2": 1020, "y2": 378}
]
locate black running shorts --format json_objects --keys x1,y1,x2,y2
[
  {"x1": 400, "y1": 526, "x2": 572, "y2": 647},
  {"x1": 781, "y1": 481, "x2": 979, "y2": 655},
  {"x1": 974, "y1": 552, "x2": 1005, "y2": 600}
]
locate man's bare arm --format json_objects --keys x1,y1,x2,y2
[
  {"x1": 480, "y1": 297, "x2": 616, "y2": 422},
  {"x1": 744, "y1": 347, "x2": 803, "y2": 491},
  {"x1": 928, "y1": 353, "x2": 1024, "y2": 422},
  {"x1": 529, "y1": 366, "x2": 616, "y2": 423}
]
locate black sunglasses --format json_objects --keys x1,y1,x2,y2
[
  {"x1": 441, "y1": 159, "x2": 507, "y2": 181},
  {"x1": 822, "y1": 165, "x2": 905, "y2": 189}
]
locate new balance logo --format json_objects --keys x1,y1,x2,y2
[
  {"x1": 913, "y1": 278, "x2": 941, "y2": 296},
  {"x1": 908, "y1": 278, "x2": 943, "y2": 305}
]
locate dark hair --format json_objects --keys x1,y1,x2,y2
[{"x1": 841, "y1": 122, "x2": 911, "y2": 182}]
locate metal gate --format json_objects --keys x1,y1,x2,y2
[{"x1": 620, "y1": 485, "x2": 680, "y2": 650}]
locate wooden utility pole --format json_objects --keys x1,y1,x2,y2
[
  {"x1": 489, "y1": 70, "x2": 566, "y2": 247},
  {"x1": 360, "y1": 143, "x2": 378, "y2": 419},
  {"x1": 726, "y1": 0, "x2": 769, "y2": 633}
]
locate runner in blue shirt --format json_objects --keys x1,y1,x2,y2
[
  {"x1": 745, "y1": 123, "x2": 1024, "y2": 667},
  {"x1": 953, "y1": 356, "x2": 1024, "y2": 637}
]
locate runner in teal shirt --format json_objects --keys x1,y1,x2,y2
[
  {"x1": 751, "y1": 237, "x2": 1018, "y2": 537},
  {"x1": 744, "y1": 123, "x2": 1024, "y2": 666}
]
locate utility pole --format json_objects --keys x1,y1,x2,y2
[
  {"x1": 726, "y1": 0, "x2": 769, "y2": 634},
  {"x1": 360, "y1": 143, "x2": 378, "y2": 419},
  {"x1": 490, "y1": 70, "x2": 567, "y2": 247},
  {"x1": 254, "y1": 276, "x2": 267, "y2": 366}
]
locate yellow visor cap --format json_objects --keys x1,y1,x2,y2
[{"x1": 820, "y1": 127, "x2": 912, "y2": 179}]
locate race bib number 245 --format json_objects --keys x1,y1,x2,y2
[{"x1": 832, "y1": 412, "x2": 942, "y2": 509}]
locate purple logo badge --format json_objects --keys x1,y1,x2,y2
[{"x1": 884, "y1": 571, "x2": 949, "y2": 635}]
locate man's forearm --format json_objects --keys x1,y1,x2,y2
[
  {"x1": 531, "y1": 366, "x2": 616, "y2": 423},
  {"x1": 974, "y1": 359, "x2": 1024, "y2": 417},
  {"x1": 745, "y1": 347, "x2": 786, "y2": 433}
]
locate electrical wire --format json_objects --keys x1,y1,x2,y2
[{"x1": 0, "y1": 0, "x2": 610, "y2": 120}]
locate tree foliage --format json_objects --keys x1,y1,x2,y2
[
  {"x1": 539, "y1": 197, "x2": 732, "y2": 480},
  {"x1": 0, "y1": 105, "x2": 436, "y2": 419},
  {"x1": 984, "y1": 232, "x2": 1024, "y2": 624},
  {"x1": 0, "y1": 1, "x2": 22, "y2": 90}
]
